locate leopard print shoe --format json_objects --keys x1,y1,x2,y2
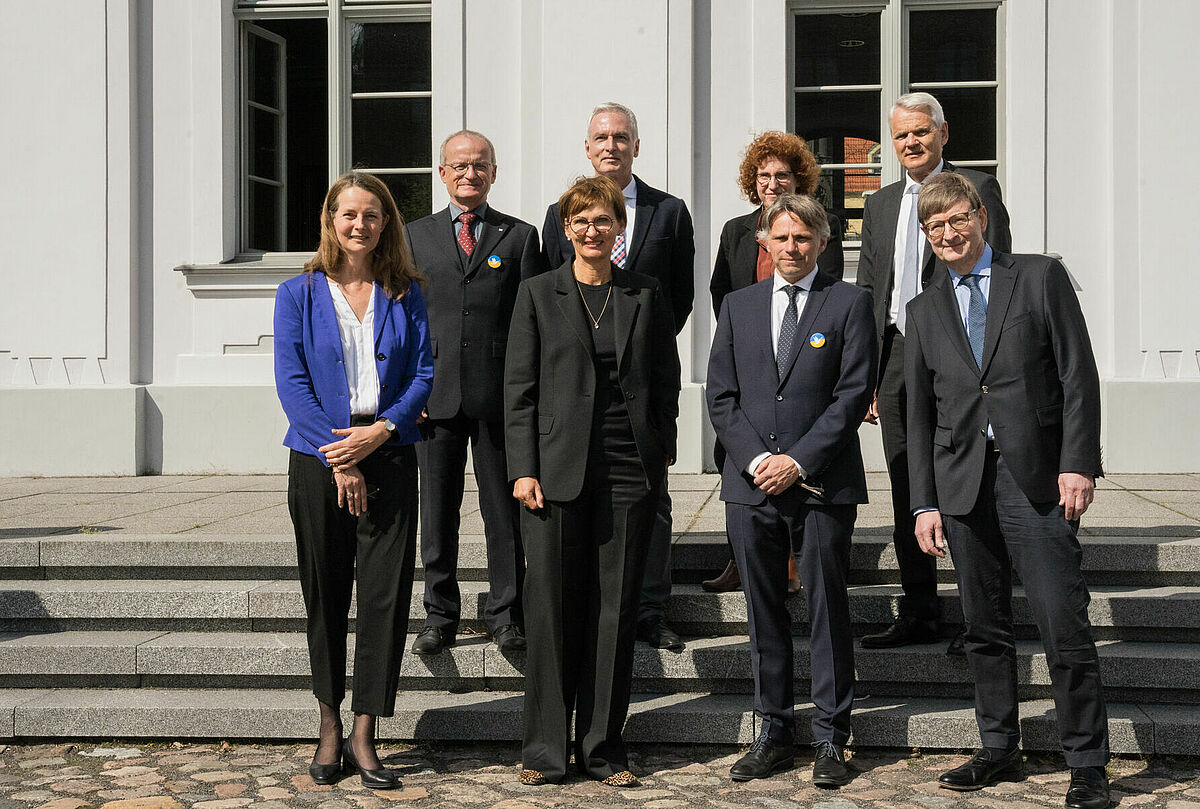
[
  {"x1": 518, "y1": 768, "x2": 547, "y2": 786},
  {"x1": 601, "y1": 770, "x2": 639, "y2": 787}
]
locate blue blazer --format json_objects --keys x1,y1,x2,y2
[{"x1": 274, "y1": 271, "x2": 434, "y2": 462}]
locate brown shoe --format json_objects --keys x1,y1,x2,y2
[
  {"x1": 702, "y1": 559, "x2": 741, "y2": 592},
  {"x1": 787, "y1": 555, "x2": 803, "y2": 597},
  {"x1": 601, "y1": 770, "x2": 639, "y2": 787},
  {"x1": 518, "y1": 768, "x2": 547, "y2": 786}
]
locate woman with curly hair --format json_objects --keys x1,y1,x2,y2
[{"x1": 703, "y1": 131, "x2": 843, "y2": 595}]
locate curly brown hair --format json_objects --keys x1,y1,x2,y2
[
  {"x1": 737, "y1": 131, "x2": 820, "y2": 205},
  {"x1": 304, "y1": 171, "x2": 424, "y2": 299}
]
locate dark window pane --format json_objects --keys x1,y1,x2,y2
[
  {"x1": 909, "y1": 9, "x2": 996, "y2": 83},
  {"x1": 247, "y1": 106, "x2": 281, "y2": 181},
  {"x1": 818, "y1": 166, "x2": 881, "y2": 242},
  {"x1": 251, "y1": 19, "x2": 327, "y2": 252},
  {"x1": 794, "y1": 13, "x2": 881, "y2": 86},
  {"x1": 248, "y1": 180, "x2": 282, "y2": 252},
  {"x1": 933, "y1": 87, "x2": 996, "y2": 161},
  {"x1": 795, "y1": 90, "x2": 881, "y2": 151},
  {"x1": 352, "y1": 97, "x2": 432, "y2": 168},
  {"x1": 248, "y1": 32, "x2": 281, "y2": 108},
  {"x1": 380, "y1": 174, "x2": 433, "y2": 228},
  {"x1": 351, "y1": 22, "x2": 432, "y2": 93}
]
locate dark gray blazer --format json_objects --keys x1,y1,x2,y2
[
  {"x1": 856, "y1": 162, "x2": 1012, "y2": 354},
  {"x1": 905, "y1": 251, "x2": 1103, "y2": 515},
  {"x1": 706, "y1": 271, "x2": 877, "y2": 508},
  {"x1": 504, "y1": 263, "x2": 681, "y2": 502},
  {"x1": 406, "y1": 205, "x2": 546, "y2": 422}
]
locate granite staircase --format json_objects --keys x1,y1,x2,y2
[{"x1": 1, "y1": 476, "x2": 1198, "y2": 754}]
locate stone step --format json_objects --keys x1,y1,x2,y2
[
  {"x1": 2, "y1": 580, "x2": 1198, "y2": 639},
  {"x1": 3, "y1": 532, "x2": 1196, "y2": 586},
  {"x1": 0, "y1": 687, "x2": 1186, "y2": 754},
  {"x1": 1, "y1": 631, "x2": 1196, "y2": 703}
]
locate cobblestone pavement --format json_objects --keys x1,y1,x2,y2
[{"x1": 0, "y1": 741, "x2": 1197, "y2": 809}]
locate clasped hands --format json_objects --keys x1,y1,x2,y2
[
  {"x1": 753, "y1": 454, "x2": 800, "y2": 496},
  {"x1": 319, "y1": 423, "x2": 390, "y2": 517}
]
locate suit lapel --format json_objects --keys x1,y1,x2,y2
[
  {"x1": 778, "y1": 273, "x2": 831, "y2": 388},
  {"x1": 624, "y1": 177, "x2": 655, "y2": 269},
  {"x1": 553, "y1": 265, "x2": 595, "y2": 354},
  {"x1": 434, "y1": 207, "x2": 464, "y2": 271},
  {"x1": 465, "y1": 208, "x2": 508, "y2": 277},
  {"x1": 733, "y1": 210, "x2": 761, "y2": 289},
  {"x1": 979, "y1": 251, "x2": 1017, "y2": 376},
  {"x1": 931, "y1": 270, "x2": 980, "y2": 376},
  {"x1": 371, "y1": 282, "x2": 391, "y2": 351},
  {"x1": 311, "y1": 272, "x2": 346, "y2": 368},
  {"x1": 610, "y1": 268, "x2": 642, "y2": 369}
]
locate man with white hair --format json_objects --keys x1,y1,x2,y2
[
  {"x1": 542, "y1": 102, "x2": 695, "y2": 652},
  {"x1": 856, "y1": 92, "x2": 1011, "y2": 656}
]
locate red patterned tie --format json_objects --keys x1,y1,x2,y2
[{"x1": 457, "y1": 211, "x2": 477, "y2": 257}]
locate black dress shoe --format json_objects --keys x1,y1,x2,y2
[
  {"x1": 946, "y1": 628, "x2": 966, "y2": 657},
  {"x1": 811, "y1": 740, "x2": 852, "y2": 788},
  {"x1": 492, "y1": 624, "x2": 527, "y2": 651},
  {"x1": 637, "y1": 616, "x2": 684, "y2": 651},
  {"x1": 342, "y1": 739, "x2": 401, "y2": 790},
  {"x1": 701, "y1": 559, "x2": 741, "y2": 592},
  {"x1": 730, "y1": 736, "x2": 795, "y2": 781},
  {"x1": 411, "y1": 626, "x2": 453, "y2": 656},
  {"x1": 308, "y1": 744, "x2": 343, "y2": 785},
  {"x1": 860, "y1": 616, "x2": 939, "y2": 648},
  {"x1": 1065, "y1": 766, "x2": 1110, "y2": 809},
  {"x1": 938, "y1": 748, "x2": 1025, "y2": 791}
]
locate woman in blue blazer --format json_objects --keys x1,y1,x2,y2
[{"x1": 274, "y1": 172, "x2": 432, "y2": 790}]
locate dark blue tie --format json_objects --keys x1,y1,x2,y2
[
  {"x1": 958, "y1": 274, "x2": 987, "y2": 369},
  {"x1": 776, "y1": 285, "x2": 801, "y2": 376}
]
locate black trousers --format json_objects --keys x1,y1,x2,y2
[
  {"x1": 287, "y1": 446, "x2": 418, "y2": 717},
  {"x1": 727, "y1": 497, "x2": 856, "y2": 746},
  {"x1": 521, "y1": 461, "x2": 659, "y2": 782},
  {"x1": 944, "y1": 451, "x2": 1109, "y2": 767},
  {"x1": 877, "y1": 326, "x2": 940, "y2": 620},
  {"x1": 637, "y1": 485, "x2": 673, "y2": 621},
  {"x1": 415, "y1": 412, "x2": 524, "y2": 633}
]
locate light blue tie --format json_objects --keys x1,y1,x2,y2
[
  {"x1": 776, "y1": 286, "x2": 801, "y2": 376},
  {"x1": 958, "y1": 274, "x2": 987, "y2": 369}
]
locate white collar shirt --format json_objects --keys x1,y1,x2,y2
[
  {"x1": 888, "y1": 159, "x2": 944, "y2": 325},
  {"x1": 327, "y1": 278, "x2": 380, "y2": 417}
]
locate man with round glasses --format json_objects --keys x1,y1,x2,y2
[
  {"x1": 406, "y1": 130, "x2": 548, "y2": 658},
  {"x1": 541, "y1": 102, "x2": 694, "y2": 653},
  {"x1": 856, "y1": 92, "x2": 1012, "y2": 657}
]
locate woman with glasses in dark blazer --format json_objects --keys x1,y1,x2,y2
[
  {"x1": 274, "y1": 171, "x2": 432, "y2": 790},
  {"x1": 505, "y1": 175, "x2": 681, "y2": 788}
]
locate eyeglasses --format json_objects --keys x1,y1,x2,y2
[
  {"x1": 756, "y1": 171, "x2": 794, "y2": 186},
  {"x1": 567, "y1": 216, "x2": 615, "y2": 236},
  {"x1": 442, "y1": 162, "x2": 493, "y2": 176},
  {"x1": 922, "y1": 209, "x2": 977, "y2": 239}
]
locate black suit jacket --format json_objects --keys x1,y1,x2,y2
[
  {"x1": 706, "y1": 271, "x2": 877, "y2": 508},
  {"x1": 857, "y1": 162, "x2": 1012, "y2": 354},
  {"x1": 905, "y1": 251, "x2": 1103, "y2": 515},
  {"x1": 406, "y1": 205, "x2": 547, "y2": 422},
  {"x1": 504, "y1": 263, "x2": 682, "y2": 502},
  {"x1": 542, "y1": 175, "x2": 695, "y2": 333},
  {"x1": 709, "y1": 208, "x2": 846, "y2": 317}
]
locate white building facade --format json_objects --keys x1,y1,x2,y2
[{"x1": 2, "y1": 0, "x2": 1196, "y2": 475}]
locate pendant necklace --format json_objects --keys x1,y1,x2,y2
[{"x1": 577, "y1": 281, "x2": 612, "y2": 329}]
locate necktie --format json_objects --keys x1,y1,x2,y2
[
  {"x1": 611, "y1": 231, "x2": 627, "y2": 268},
  {"x1": 776, "y1": 285, "x2": 801, "y2": 377},
  {"x1": 896, "y1": 184, "x2": 921, "y2": 335},
  {"x1": 958, "y1": 274, "x2": 987, "y2": 369},
  {"x1": 457, "y1": 211, "x2": 477, "y2": 257}
]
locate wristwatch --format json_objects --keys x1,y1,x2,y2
[{"x1": 379, "y1": 418, "x2": 396, "y2": 434}]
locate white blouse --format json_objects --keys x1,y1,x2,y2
[{"x1": 327, "y1": 278, "x2": 380, "y2": 417}]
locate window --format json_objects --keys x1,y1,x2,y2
[
  {"x1": 791, "y1": 2, "x2": 1002, "y2": 245},
  {"x1": 236, "y1": 2, "x2": 432, "y2": 253}
]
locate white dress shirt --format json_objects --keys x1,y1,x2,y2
[
  {"x1": 748, "y1": 269, "x2": 818, "y2": 479},
  {"x1": 620, "y1": 176, "x2": 637, "y2": 248},
  {"x1": 327, "y1": 278, "x2": 380, "y2": 417},
  {"x1": 888, "y1": 159, "x2": 944, "y2": 327}
]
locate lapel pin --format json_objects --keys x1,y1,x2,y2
[
  {"x1": 487, "y1": 255, "x2": 502, "y2": 269},
  {"x1": 809, "y1": 333, "x2": 826, "y2": 348}
]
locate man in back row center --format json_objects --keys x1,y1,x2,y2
[{"x1": 542, "y1": 102, "x2": 696, "y2": 652}]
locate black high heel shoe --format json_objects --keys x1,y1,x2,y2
[
  {"x1": 342, "y1": 738, "x2": 401, "y2": 790},
  {"x1": 308, "y1": 741, "x2": 344, "y2": 785}
]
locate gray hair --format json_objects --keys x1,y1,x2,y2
[
  {"x1": 757, "y1": 194, "x2": 831, "y2": 242},
  {"x1": 891, "y1": 92, "x2": 946, "y2": 129},
  {"x1": 439, "y1": 129, "x2": 497, "y2": 165},
  {"x1": 589, "y1": 102, "x2": 639, "y2": 142}
]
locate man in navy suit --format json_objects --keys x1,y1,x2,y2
[
  {"x1": 406, "y1": 130, "x2": 547, "y2": 656},
  {"x1": 707, "y1": 194, "x2": 876, "y2": 787},
  {"x1": 542, "y1": 102, "x2": 695, "y2": 651}
]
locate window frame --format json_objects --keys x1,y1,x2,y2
[{"x1": 233, "y1": 1, "x2": 433, "y2": 258}]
